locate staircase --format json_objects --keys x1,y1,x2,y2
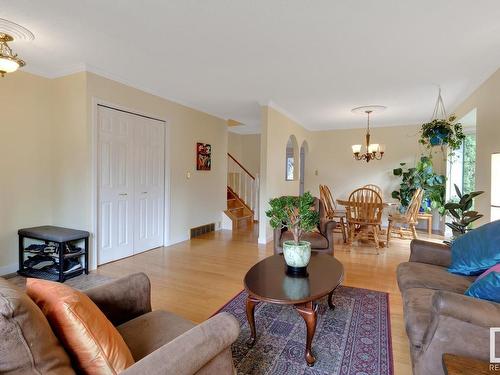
[
  {"x1": 226, "y1": 187, "x2": 254, "y2": 228},
  {"x1": 225, "y1": 153, "x2": 259, "y2": 229}
]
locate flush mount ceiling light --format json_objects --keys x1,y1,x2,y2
[
  {"x1": 351, "y1": 105, "x2": 387, "y2": 162},
  {"x1": 0, "y1": 19, "x2": 34, "y2": 77}
]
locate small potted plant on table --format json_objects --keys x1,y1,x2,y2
[{"x1": 266, "y1": 192, "x2": 319, "y2": 276}]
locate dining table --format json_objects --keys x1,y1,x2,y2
[
  {"x1": 336, "y1": 199, "x2": 399, "y2": 247},
  {"x1": 336, "y1": 199, "x2": 398, "y2": 208}
]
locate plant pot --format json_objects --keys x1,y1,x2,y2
[
  {"x1": 282, "y1": 276, "x2": 310, "y2": 299},
  {"x1": 282, "y1": 240, "x2": 311, "y2": 272},
  {"x1": 429, "y1": 129, "x2": 449, "y2": 146}
]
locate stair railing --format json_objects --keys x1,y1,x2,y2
[{"x1": 227, "y1": 153, "x2": 259, "y2": 220}]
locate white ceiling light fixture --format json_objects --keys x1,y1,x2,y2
[
  {"x1": 351, "y1": 105, "x2": 387, "y2": 162},
  {"x1": 0, "y1": 19, "x2": 34, "y2": 77},
  {"x1": 0, "y1": 33, "x2": 26, "y2": 76}
]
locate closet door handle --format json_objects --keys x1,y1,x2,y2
[
  {"x1": 119, "y1": 193, "x2": 128, "y2": 196},
  {"x1": 141, "y1": 191, "x2": 148, "y2": 194}
]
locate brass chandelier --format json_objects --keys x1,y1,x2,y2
[
  {"x1": 351, "y1": 105, "x2": 386, "y2": 162},
  {"x1": 0, "y1": 33, "x2": 25, "y2": 77}
]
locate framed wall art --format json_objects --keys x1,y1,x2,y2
[{"x1": 196, "y1": 142, "x2": 211, "y2": 171}]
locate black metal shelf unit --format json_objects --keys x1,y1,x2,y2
[{"x1": 18, "y1": 226, "x2": 90, "y2": 282}]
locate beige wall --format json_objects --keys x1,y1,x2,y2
[
  {"x1": 86, "y1": 73, "x2": 228, "y2": 250},
  {"x1": 454, "y1": 68, "x2": 500, "y2": 224},
  {"x1": 228, "y1": 132, "x2": 261, "y2": 176},
  {"x1": 0, "y1": 72, "x2": 54, "y2": 273},
  {"x1": 307, "y1": 125, "x2": 425, "y2": 200},
  {"x1": 0, "y1": 71, "x2": 228, "y2": 273},
  {"x1": 241, "y1": 134, "x2": 261, "y2": 177},
  {"x1": 51, "y1": 73, "x2": 89, "y2": 229},
  {"x1": 259, "y1": 106, "x2": 312, "y2": 243},
  {"x1": 306, "y1": 125, "x2": 446, "y2": 230},
  {"x1": 257, "y1": 107, "x2": 448, "y2": 241},
  {"x1": 227, "y1": 132, "x2": 243, "y2": 160}
]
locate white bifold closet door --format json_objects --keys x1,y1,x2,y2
[
  {"x1": 97, "y1": 106, "x2": 165, "y2": 265},
  {"x1": 133, "y1": 116, "x2": 165, "y2": 253}
]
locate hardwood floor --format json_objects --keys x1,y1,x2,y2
[{"x1": 96, "y1": 227, "x2": 443, "y2": 375}]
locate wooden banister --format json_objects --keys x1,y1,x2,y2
[{"x1": 228, "y1": 153, "x2": 255, "y2": 180}]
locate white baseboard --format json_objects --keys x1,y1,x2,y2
[
  {"x1": 165, "y1": 234, "x2": 190, "y2": 247},
  {"x1": 0, "y1": 263, "x2": 18, "y2": 277},
  {"x1": 221, "y1": 212, "x2": 233, "y2": 230},
  {"x1": 258, "y1": 233, "x2": 273, "y2": 244}
]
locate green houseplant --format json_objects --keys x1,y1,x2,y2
[
  {"x1": 419, "y1": 115, "x2": 465, "y2": 153},
  {"x1": 266, "y1": 192, "x2": 319, "y2": 270},
  {"x1": 392, "y1": 156, "x2": 446, "y2": 214},
  {"x1": 444, "y1": 184, "x2": 484, "y2": 242}
]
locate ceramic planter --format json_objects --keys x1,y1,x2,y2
[
  {"x1": 282, "y1": 240, "x2": 311, "y2": 269},
  {"x1": 428, "y1": 128, "x2": 449, "y2": 146}
]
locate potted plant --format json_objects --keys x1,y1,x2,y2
[
  {"x1": 443, "y1": 184, "x2": 484, "y2": 243},
  {"x1": 392, "y1": 156, "x2": 446, "y2": 214},
  {"x1": 419, "y1": 115, "x2": 465, "y2": 153},
  {"x1": 266, "y1": 192, "x2": 319, "y2": 273}
]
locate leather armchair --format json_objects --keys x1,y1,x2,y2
[
  {"x1": 273, "y1": 197, "x2": 337, "y2": 256},
  {"x1": 85, "y1": 273, "x2": 240, "y2": 375},
  {"x1": 397, "y1": 240, "x2": 500, "y2": 375}
]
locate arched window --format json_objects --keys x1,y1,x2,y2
[{"x1": 285, "y1": 135, "x2": 298, "y2": 181}]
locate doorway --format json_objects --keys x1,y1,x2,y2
[{"x1": 96, "y1": 105, "x2": 166, "y2": 265}]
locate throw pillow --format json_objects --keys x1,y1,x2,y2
[
  {"x1": 465, "y1": 266, "x2": 500, "y2": 302},
  {"x1": 448, "y1": 220, "x2": 500, "y2": 276},
  {"x1": 476, "y1": 263, "x2": 500, "y2": 281},
  {"x1": 0, "y1": 278, "x2": 75, "y2": 375},
  {"x1": 26, "y1": 278, "x2": 135, "y2": 375}
]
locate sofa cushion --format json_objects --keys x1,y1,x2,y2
[
  {"x1": 27, "y1": 278, "x2": 135, "y2": 375},
  {"x1": 280, "y1": 231, "x2": 328, "y2": 249},
  {"x1": 0, "y1": 278, "x2": 75, "y2": 375},
  {"x1": 117, "y1": 310, "x2": 195, "y2": 361},
  {"x1": 448, "y1": 220, "x2": 500, "y2": 275},
  {"x1": 397, "y1": 262, "x2": 475, "y2": 294},
  {"x1": 402, "y1": 288, "x2": 435, "y2": 347}
]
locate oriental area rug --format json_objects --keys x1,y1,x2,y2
[{"x1": 218, "y1": 287, "x2": 393, "y2": 375}]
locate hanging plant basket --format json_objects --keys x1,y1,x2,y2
[
  {"x1": 419, "y1": 116, "x2": 465, "y2": 150},
  {"x1": 419, "y1": 89, "x2": 465, "y2": 153}
]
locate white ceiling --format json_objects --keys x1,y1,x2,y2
[{"x1": 2, "y1": 0, "x2": 500, "y2": 134}]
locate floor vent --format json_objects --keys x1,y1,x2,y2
[{"x1": 190, "y1": 223, "x2": 215, "y2": 238}]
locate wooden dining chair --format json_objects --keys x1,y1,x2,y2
[
  {"x1": 386, "y1": 188, "x2": 424, "y2": 246},
  {"x1": 363, "y1": 184, "x2": 383, "y2": 200},
  {"x1": 346, "y1": 187, "x2": 384, "y2": 253},
  {"x1": 319, "y1": 185, "x2": 348, "y2": 243}
]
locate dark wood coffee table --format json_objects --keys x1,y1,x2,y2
[{"x1": 244, "y1": 253, "x2": 344, "y2": 366}]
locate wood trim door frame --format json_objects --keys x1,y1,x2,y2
[{"x1": 90, "y1": 97, "x2": 171, "y2": 270}]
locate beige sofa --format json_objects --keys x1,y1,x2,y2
[
  {"x1": 0, "y1": 272, "x2": 240, "y2": 375},
  {"x1": 397, "y1": 239, "x2": 500, "y2": 375}
]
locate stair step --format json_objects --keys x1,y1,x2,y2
[
  {"x1": 229, "y1": 206, "x2": 244, "y2": 212},
  {"x1": 236, "y1": 212, "x2": 253, "y2": 220}
]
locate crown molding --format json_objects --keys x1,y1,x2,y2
[
  {"x1": 22, "y1": 62, "x2": 228, "y2": 123},
  {"x1": 261, "y1": 100, "x2": 308, "y2": 130}
]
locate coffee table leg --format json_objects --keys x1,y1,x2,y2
[
  {"x1": 328, "y1": 291, "x2": 335, "y2": 310},
  {"x1": 246, "y1": 296, "x2": 259, "y2": 347},
  {"x1": 295, "y1": 301, "x2": 318, "y2": 366}
]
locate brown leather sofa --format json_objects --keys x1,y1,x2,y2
[
  {"x1": 397, "y1": 239, "x2": 500, "y2": 375},
  {"x1": 0, "y1": 273, "x2": 240, "y2": 375},
  {"x1": 273, "y1": 196, "x2": 337, "y2": 255}
]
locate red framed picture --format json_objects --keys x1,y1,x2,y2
[{"x1": 196, "y1": 142, "x2": 211, "y2": 171}]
